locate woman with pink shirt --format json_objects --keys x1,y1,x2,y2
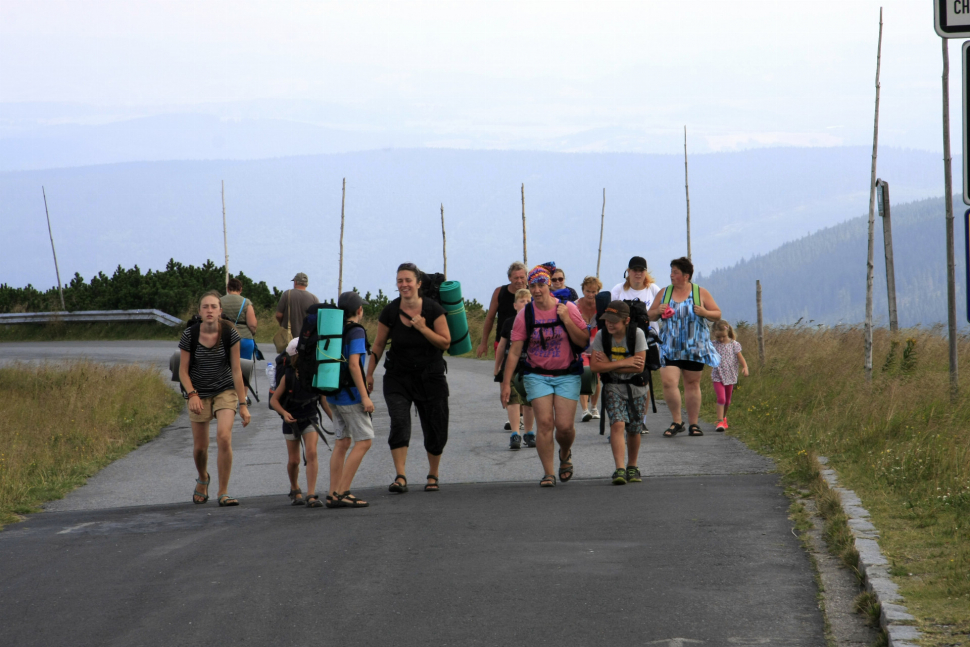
[{"x1": 501, "y1": 265, "x2": 590, "y2": 487}]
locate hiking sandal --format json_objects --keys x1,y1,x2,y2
[
  {"x1": 218, "y1": 494, "x2": 239, "y2": 507},
  {"x1": 305, "y1": 495, "x2": 323, "y2": 508},
  {"x1": 338, "y1": 491, "x2": 369, "y2": 508},
  {"x1": 558, "y1": 449, "x2": 573, "y2": 482},
  {"x1": 193, "y1": 473, "x2": 210, "y2": 504},
  {"x1": 662, "y1": 422, "x2": 683, "y2": 437},
  {"x1": 389, "y1": 475, "x2": 408, "y2": 493},
  {"x1": 540, "y1": 474, "x2": 556, "y2": 487},
  {"x1": 424, "y1": 475, "x2": 440, "y2": 492},
  {"x1": 325, "y1": 492, "x2": 342, "y2": 508},
  {"x1": 688, "y1": 424, "x2": 704, "y2": 437},
  {"x1": 289, "y1": 488, "x2": 305, "y2": 506}
]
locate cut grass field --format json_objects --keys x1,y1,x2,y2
[
  {"x1": 0, "y1": 361, "x2": 182, "y2": 529},
  {"x1": 706, "y1": 325, "x2": 970, "y2": 646}
]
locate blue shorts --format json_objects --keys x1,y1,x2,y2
[
  {"x1": 523, "y1": 373, "x2": 581, "y2": 402},
  {"x1": 238, "y1": 338, "x2": 255, "y2": 360}
]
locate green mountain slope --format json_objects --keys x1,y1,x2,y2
[{"x1": 696, "y1": 196, "x2": 968, "y2": 328}]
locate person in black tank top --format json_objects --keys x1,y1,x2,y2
[
  {"x1": 476, "y1": 262, "x2": 529, "y2": 358},
  {"x1": 367, "y1": 263, "x2": 452, "y2": 493}
]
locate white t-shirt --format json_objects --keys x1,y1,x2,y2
[{"x1": 610, "y1": 282, "x2": 662, "y2": 332}]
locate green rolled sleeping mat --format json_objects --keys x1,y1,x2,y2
[
  {"x1": 313, "y1": 307, "x2": 344, "y2": 390},
  {"x1": 439, "y1": 280, "x2": 473, "y2": 356}
]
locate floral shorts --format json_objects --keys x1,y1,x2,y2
[{"x1": 603, "y1": 387, "x2": 647, "y2": 434}]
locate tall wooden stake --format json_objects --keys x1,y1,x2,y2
[
  {"x1": 596, "y1": 188, "x2": 606, "y2": 278},
  {"x1": 441, "y1": 203, "x2": 447, "y2": 280},
  {"x1": 521, "y1": 183, "x2": 528, "y2": 266},
  {"x1": 684, "y1": 126, "x2": 692, "y2": 260},
  {"x1": 41, "y1": 187, "x2": 65, "y2": 311},
  {"x1": 876, "y1": 180, "x2": 898, "y2": 332},
  {"x1": 942, "y1": 37, "x2": 959, "y2": 400},
  {"x1": 222, "y1": 180, "x2": 229, "y2": 291},
  {"x1": 864, "y1": 8, "x2": 883, "y2": 383},
  {"x1": 338, "y1": 178, "x2": 346, "y2": 297},
  {"x1": 756, "y1": 280, "x2": 765, "y2": 367}
]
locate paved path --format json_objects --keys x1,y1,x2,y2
[{"x1": 0, "y1": 341, "x2": 821, "y2": 646}]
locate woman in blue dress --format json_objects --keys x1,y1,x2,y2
[{"x1": 648, "y1": 257, "x2": 722, "y2": 437}]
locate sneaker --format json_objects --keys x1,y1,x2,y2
[
  {"x1": 581, "y1": 409, "x2": 592, "y2": 422},
  {"x1": 509, "y1": 433, "x2": 522, "y2": 450},
  {"x1": 715, "y1": 418, "x2": 727, "y2": 432},
  {"x1": 639, "y1": 426, "x2": 650, "y2": 435},
  {"x1": 590, "y1": 407, "x2": 600, "y2": 419},
  {"x1": 611, "y1": 468, "x2": 627, "y2": 485},
  {"x1": 523, "y1": 432, "x2": 536, "y2": 448},
  {"x1": 723, "y1": 417, "x2": 729, "y2": 430},
  {"x1": 504, "y1": 422, "x2": 512, "y2": 431},
  {"x1": 626, "y1": 466, "x2": 642, "y2": 483}
]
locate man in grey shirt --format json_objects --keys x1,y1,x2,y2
[{"x1": 275, "y1": 272, "x2": 318, "y2": 338}]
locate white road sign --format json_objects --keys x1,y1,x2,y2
[{"x1": 937, "y1": 0, "x2": 970, "y2": 37}]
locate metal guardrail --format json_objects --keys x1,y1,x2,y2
[{"x1": 0, "y1": 309, "x2": 183, "y2": 327}]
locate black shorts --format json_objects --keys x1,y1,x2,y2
[{"x1": 664, "y1": 359, "x2": 705, "y2": 372}]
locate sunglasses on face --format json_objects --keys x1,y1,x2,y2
[{"x1": 551, "y1": 277, "x2": 564, "y2": 282}]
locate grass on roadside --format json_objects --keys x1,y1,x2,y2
[
  {"x1": 706, "y1": 324, "x2": 970, "y2": 646},
  {"x1": 0, "y1": 361, "x2": 182, "y2": 529}
]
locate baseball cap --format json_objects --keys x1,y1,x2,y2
[
  {"x1": 627, "y1": 256, "x2": 647, "y2": 271},
  {"x1": 337, "y1": 291, "x2": 365, "y2": 314},
  {"x1": 285, "y1": 337, "x2": 300, "y2": 356},
  {"x1": 602, "y1": 300, "x2": 631, "y2": 323},
  {"x1": 292, "y1": 272, "x2": 309, "y2": 284}
]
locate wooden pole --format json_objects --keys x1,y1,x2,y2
[
  {"x1": 864, "y1": 8, "x2": 883, "y2": 383},
  {"x1": 441, "y1": 203, "x2": 447, "y2": 280},
  {"x1": 756, "y1": 280, "x2": 765, "y2": 367},
  {"x1": 684, "y1": 126, "x2": 692, "y2": 261},
  {"x1": 222, "y1": 180, "x2": 229, "y2": 291},
  {"x1": 521, "y1": 183, "x2": 528, "y2": 266},
  {"x1": 338, "y1": 178, "x2": 346, "y2": 297},
  {"x1": 596, "y1": 188, "x2": 605, "y2": 278},
  {"x1": 876, "y1": 180, "x2": 898, "y2": 332},
  {"x1": 41, "y1": 186, "x2": 66, "y2": 311},
  {"x1": 942, "y1": 37, "x2": 959, "y2": 400}
]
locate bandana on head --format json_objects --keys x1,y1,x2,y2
[{"x1": 528, "y1": 266, "x2": 551, "y2": 285}]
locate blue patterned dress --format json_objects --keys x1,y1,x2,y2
[{"x1": 659, "y1": 288, "x2": 721, "y2": 368}]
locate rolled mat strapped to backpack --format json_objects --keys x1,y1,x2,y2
[
  {"x1": 312, "y1": 307, "x2": 345, "y2": 390},
  {"x1": 438, "y1": 280, "x2": 473, "y2": 356}
]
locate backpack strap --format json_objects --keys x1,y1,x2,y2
[
  {"x1": 691, "y1": 283, "x2": 702, "y2": 308},
  {"x1": 234, "y1": 298, "x2": 247, "y2": 325},
  {"x1": 661, "y1": 286, "x2": 673, "y2": 305},
  {"x1": 188, "y1": 323, "x2": 201, "y2": 375}
]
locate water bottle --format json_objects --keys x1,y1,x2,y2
[{"x1": 265, "y1": 361, "x2": 276, "y2": 386}]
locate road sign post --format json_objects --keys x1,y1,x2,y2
[
  {"x1": 964, "y1": 41, "x2": 970, "y2": 205},
  {"x1": 936, "y1": 0, "x2": 970, "y2": 37},
  {"x1": 965, "y1": 210, "x2": 970, "y2": 323}
]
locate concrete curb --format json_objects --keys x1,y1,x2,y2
[{"x1": 817, "y1": 456, "x2": 922, "y2": 647}]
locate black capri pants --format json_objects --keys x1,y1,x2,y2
[{"x1": 383, "y1": 369, "x2": 449, "y2": 456}]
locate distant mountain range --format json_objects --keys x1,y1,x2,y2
[
  {"x1": 1, "y1": 147, "x2": 959, "y2": 312},
  {"x1": 697, "y1": 196, "x2": 968, "y2": 329}
]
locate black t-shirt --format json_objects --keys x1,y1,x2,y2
[{"x1": 378, "y1": 297, "x2": 447, "y2": 374}]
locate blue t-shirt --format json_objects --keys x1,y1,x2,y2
[{"x1": 326, "y1": 326, "x2": 367, "y2": 406}]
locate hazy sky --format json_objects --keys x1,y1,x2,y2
[{"x1": 0, "y1": 0, "x2": 960, "y2": 154}]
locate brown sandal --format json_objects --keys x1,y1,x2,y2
[{"x1": 558, "y1": 449, "x2": 573, "y2": 482}]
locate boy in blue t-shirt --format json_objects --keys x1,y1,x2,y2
[{"x1": 325, "y1": 292, "x2": 376, "y2": 508}]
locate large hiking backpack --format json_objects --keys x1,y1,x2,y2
[
  {"x1": 419, "y1": 272, "x2": 446, "y2": 305},
  {"x1": 291, "y1": 303, "x2": 371, "y2": 399},
  {"x1": 520, "y1": 302, "x2": 585, "y2": 377}
]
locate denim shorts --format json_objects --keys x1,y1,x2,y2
[{"x1": 523, "y1": 373, "x2": 581, "y2": 402}]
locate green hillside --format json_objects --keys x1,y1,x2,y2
[{"x1": 697, "y1": 196, "x2": 968, "y2": 328}]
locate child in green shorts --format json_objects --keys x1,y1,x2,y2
[{"x1": 493, "y1": 288, "x2": 536, "y2": 449}]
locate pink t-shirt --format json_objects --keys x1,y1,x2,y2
[{"x1": 511, "y1": 301, "x2": 588, "y2": 373}]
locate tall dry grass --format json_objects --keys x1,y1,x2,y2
[
  {"x1": 714, "y1": 324, "x2": 970, "y2": 640},
  {"x1": 0, "y1": 361, "x2": 182, "y2": 527}
]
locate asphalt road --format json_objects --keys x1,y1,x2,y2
[{"x1": 0, "y1": 341, "x2": 822, "y2": 646}]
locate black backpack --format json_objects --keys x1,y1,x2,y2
[
  {"x1": 520, "y1": 302, "x2": 585, "y2": 377},
  {"x1": 419, "y1": 271, "x2": 446, "y2": 305}
]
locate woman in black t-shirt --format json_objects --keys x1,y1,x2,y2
[
  {"x1": 178, "y1": 291, "x2": 251, "y2": 507},
  {"x1": 366, "y1": 263, "x2": 452, "y2": 493}
]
